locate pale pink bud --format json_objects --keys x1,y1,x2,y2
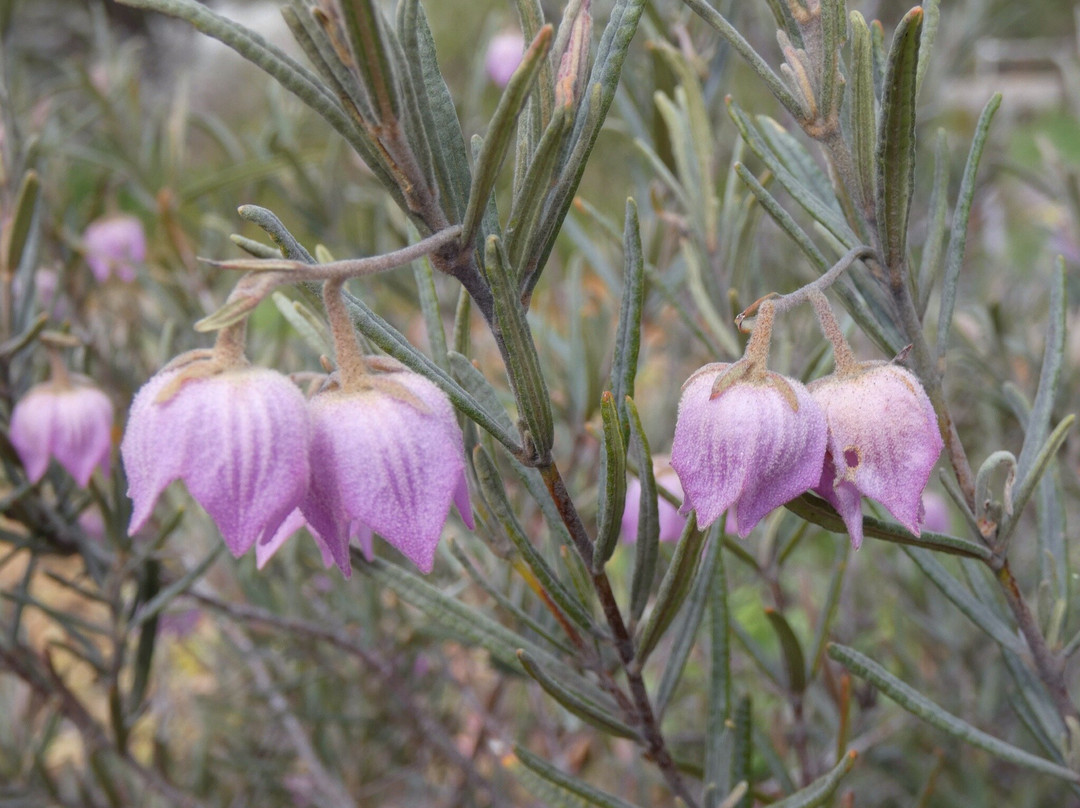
[
  {"x1": 300, "y1": 370, "x2": 473, "y2": 577},
  {"x1": 9, "y1": 377, "x2": 114, "y2": 487},
  {"x1": 810, "y1": 364, "x2": 943, "y2": 548},
  {"x1": 121, "y1": 365, "x2": 311, "y2": 557},
  {"x1": 485, "y1": 32, "x2": 525, "y2": 87},
  {"x1": 83, "y1": 215, "x2": 146, "y2": 282},
  {"x1": 671, "y1": 363, "x2": 827, "y2": 536}
]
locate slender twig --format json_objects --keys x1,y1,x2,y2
[
  {"x1": 993, "y1": 560, "x2": 1079, "y2": 725},
  {"x1": 538, "y1": 461, "x2": 700, "y2": 808},
  {"x1": 189, "y1": 590, "x2": 504, "y2": 805},
  {"x1": 218, "y1": 622, "x2": 359, "y2": 808},
  {"x1": 206, "y1": 225, "x2": 463, "y2": 279}
]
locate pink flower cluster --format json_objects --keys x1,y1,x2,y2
[
  {"x1": 121, "y1": 358, "x2": 472, "y2": 577},
  {"x1": 671, "y1": 361, "x2": 943, "y2": 548}
]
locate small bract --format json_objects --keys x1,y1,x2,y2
[
  {"x1": 83, "y1": 214, "x2": 146, "y2": 282},
  {"x1": 671, "y1": 363, "x2": 827, "y2": 536},
  {"x1": 10, "y1": 378, "x2": 114, "y2": 487},
  {"x1": 121, "y1": 362, "x2": 311, "y2": 557},
  {"x1": 300, "y1": 369, "x2": 473, "y2": 577},
  {"x1": 810, "y1": 364, "x2": 943, "y2": 548}
]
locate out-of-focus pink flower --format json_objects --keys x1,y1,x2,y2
[
  {"x1": 485, "y1": 32, "x2": 525, "y2": 87},
  {"x1": 671, "y1": 363, "x2": 827, "y2": 536},
  {"x1": 621, "y1": 458, "x2": 686, "y2": 543},
  {"x1": 121, "y1": 362, "x2": 311, "y2": 558},
  {"x1": 300, "y1": 369, "x2": 473, "y2": 577},
  {"x1": 810, "y1": 364, "x2": 943, "y2": 548},
  {"x1": 9, "y1": 376, "x2": 114, "y2": 487},
  {"x1": 83, "y1": 215, "x2": 146, "y2": 282},
  {"x1": 921, "y1": 491, "x2": 950, "y2": 534}
]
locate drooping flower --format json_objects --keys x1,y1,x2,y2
[
  {"x1": 300, "y1": 366, "x2": 473, "y2": 577},
  {"x1": 255, "y1": 508, "x2": 336, "y2": 571},
  {"x1": 621, "y1": 457, "x2": 686, "y2": 543},
  {"x1": 485, "y1": 31, "x2": 525, "y2": 87},
  {"x1": 671, "y1": 362, "x2": 827, "y2": 536},
  {"x1": 121, "y1": 356, "x2": 311, "y2": 557},
  {"x1": 83, "y1": 214, "x2": 146, "y2": 282},
  {"x1": 9, "y1": 375, "x2": 114, "y2": 486},
  {"x1": 809, "y1": 363, "x2": 943, "y2": 548}
]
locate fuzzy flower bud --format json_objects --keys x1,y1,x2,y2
[
  {"x1": 9, "y1": 376, "x2": 114, "y2": 487},
  {"x1": 810, "y1": 364, "x2": 943, "y2": 548},
  {"x1": 300, "y1": 368, "x2": 473, "y2": 577},
  {"x1": 83, "y1": 214, "x2": 146, "y2": 282},
  {"x1": 671, "y1": 362, "x2": 827, "y2": 536},
  {"x1": 121, "y1": 358, "x2": 311, "y2": 557}
]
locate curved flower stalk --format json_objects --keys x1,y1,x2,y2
[
  {"x1": 671, "y1": 301, "x2": 827, "y2": 536},
  {"x1": 121, "y1": 324, "x2": 311, "y2": 558},
  {"x1": 9, "y1": 341, "x2": 114, "y2": 487}
]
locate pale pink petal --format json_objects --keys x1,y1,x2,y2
[
  {"x1": 121, "y1": 366, "x2": 310, "y2": 557},
  {"x1": 84, "y1": 215, "x2": 146, "y2": 282},
  {"x1": 672, "y1": 367, "x2": 826, "y2": 537},
  {"x1": 485, "y1": 32, "x2": 525, "y2": 87}
]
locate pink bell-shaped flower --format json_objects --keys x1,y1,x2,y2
[
  {"x1": 121, "y1": 358, "x2": 311, "y2": 557},
  {"x1": 621, "y1": 458, "x2": 686, "y2": 543},
  {"x1": 9, "y1": 375, "x2": 114, "y2": 487},
  {"x1": 83, "y1": 214, "x2": 146, "y2": 282},
  {"x1": 300, "y1": 368, "x2": 473, "y2": 577},
  {"x1": 671, "y1": 362, "x2": 827, "y2": 536},
  {"x1": 809, "y1": 364, "x2": 943, "y2": 548}
]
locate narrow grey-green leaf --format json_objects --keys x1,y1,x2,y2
[
  {"x1": 680, "y1": 0, "x2": 802, "y2": 114},
  {"x1": 785, "y1": 494, "x2": 992, "y2": 560},
  {"x1": 509, "y1": 744, "x2": 642, "y2": 808},
  {"x1": 609, "y1": 198, "x2": 646, "y2": 433},
  {"x1": 917, "y1": 129, "x2": 950, "y2": 315},
  {"x1": 359, "y1": 555, "x2": 563, "y2": 675},
  {"x1": 915, "y1": 0, "x2": 941, "y2": 101},
  {"x1": 272, "y1": 291, "x2": 331, "y2": 357},
  {"x1": 506, "y1": 105, "x2": 569, "y2": 272},
  {"x1": 829, "y1": 643, "x2": 1080, "y2": 782},
  {"x1": 903, "y1": 546, "x2": 1025, "y2": 654},
  {"x1": 5, "y1": 170, "x2": 39, "y2": 275},
  {"x1": 875, "y1": 7, "x2": 922, "y2": 272},
  {"x1": 636, "y1": 513, "x2": 706, "y2": 665},
  {"x1": 935, "y1": 93, "x2": 1001, "y2": 362},
  {"x1": 448, "y1": 351, "x2": 516, "y2": 437},
  {"x1": 484, "y1": 235, "x2": 554, "y2": 459},
  {"x1": 730, "y1": 695, "x2": 752, "y2": 808},
  {"x1": 521, "y1": 0, "x2": 647, "y2": 299},
  {"x1": 769, "y1": 751, "x2": 858, "y2": 808},
  {"x1": 339, "y1": 0, "x2": 401, "y2": 121},
  {"x1": 809, "y1": 543, "x2": 848, "y2": 677},
  {"x1": 472, "y1": 445, "x2": 593, "y2": 632},
  {"x1": 764, "y1": 609, "x2": 807, "y2": 693},
  {"x1": 412, "y1": 255, "x2": 449, "y2": 370},
  {"x1": 626, "y1": 397, "x2": 661, "y2": 622},
  {"x1": 398, "y1": 0, "x2": 471, "y2": 222},
  {"x1": 849, "y1": 12, "x2": 876, "y2": 220},
  {"x1": 461, "y1": 26, "x2": 553, "y2": 248},
  {"x1": 518, "y1": 650, "x2": 638, "y2": 739},
  {"x1": 999, "y1": 414, "x2": 1075, "y2": 549},
  {"x1": 593, "y1": 392, "x2": 627, "y2": 570},
  {"x1": 656, "y1": 523, "x2": 723, "y2": 714},
  {"x1": 1016, "y1": 261, "x2": 1066, "y2": 485}
]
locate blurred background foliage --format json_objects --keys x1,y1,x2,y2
[{"x1": 0, "y1": 0, "x2": 1078, "y2": 805}]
